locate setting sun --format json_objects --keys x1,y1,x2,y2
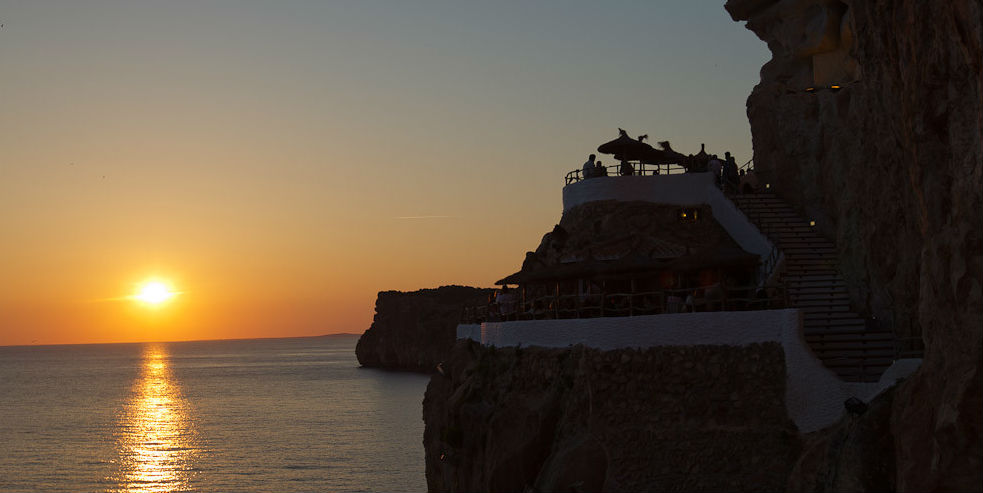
[{"x1": 133, "y1": 281, "x2": 178, "y2": 305}]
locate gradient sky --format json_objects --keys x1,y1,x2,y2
[{"x1": 0, "y1": 1, "x2": 769, "y2": 345}]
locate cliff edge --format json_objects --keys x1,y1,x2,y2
[
  {"x1": 355, "y1": 286, "x2": 493, "y2": 372},
  {"x1": 726, "y1": 0, "x2": 982, "y2": 489}
]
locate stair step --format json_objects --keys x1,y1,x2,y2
[
  {"x1": 799, "y1": 305, "x2": 852, "y2": 313},
  {"x1": 791, "y1": 279, "x2": 848, "y2": 287},
  {"x1": 791, "y1": 293, "x2": 851, "y2": 302},
  {"x1": 786, "y1": 274, "x2": 845, "y2": 281},
  {"x1": 785, "y1": 272, "x2": 846, "y2": 287},
  {"x1": 786, "y1": 267, "x2": 840, "y2": 274},
  {"x1": 759, "y1": 222, "x2": 813, "y2": 229},
  {"x1": 783, "y1": 246, "x2": 837, "y2": 254},
  {"x1": 787, "y1": 270, "x2": 840, "y2": 277},
  {"x1": 742, "y1": 208, "x2": 798, "y2": 214},
  {"x1": 786, "y1": 258, "x2": 839, "y2": 265},
  {"x1": 786, "y1": 256, "x2": 838, "y2": 262},
  {"x1": 774, "y1": 233, "x2": 828, "y2": 241},
  {"x1": 785, "y1": 262, "x2": 839, "y2": 268},
  {"x1": 805, "y1": 331, "x2": 894, "y2": 341},
  {"x1": 738, "y1": 199, "x2": 789, "y2": 206},
  {"x1": 804, "y1": 322, "x2": 867, "y2": 332},
  {"x1": 811, "y1": 344, "x2": 895, "y2": 354},
  {"x1": 793, "y1": 289, "x2": 850, "y2": 298},
  {"x1": 819, "y1": 356, "x2": 895, "y2": 368},
  {"x1": 803, "y1": 313, "x2": 865, "y2": 323},
  {"x1": 754, "y1": 217, "x2": 808, "y2": 224}
]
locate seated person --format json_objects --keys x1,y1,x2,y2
[
  {"x1": 619, "y1": 160, "x2": 635, "y2": 176},
  {"x1": 595, "y1": 160, "x2": 608, "y2": 177}
]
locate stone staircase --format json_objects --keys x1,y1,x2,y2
[{"x1": 730, "y1": 193, "x2": 896, "y2": 383}]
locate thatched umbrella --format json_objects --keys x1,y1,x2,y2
[{"x1": 596, "y1": 130, "x2": 655, "y2": 162}]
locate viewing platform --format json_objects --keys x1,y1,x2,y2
[{"x1": 460, "y1": 129, "x2": 919, "y2": 389}]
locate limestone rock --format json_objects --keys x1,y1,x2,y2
[
  {"x1": 423, "y1": 341, "x2": 799, "y2": 492},
  {"x1": 726, "y1": 0, "x2": 982, "y2": 489},
  {"x1": 355, "y1": 285, "x2": 493, "y2": 372}
]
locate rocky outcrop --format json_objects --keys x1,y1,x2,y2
[
  {"x1": 424, "y1": 340, "x2": 799, "y2": 492},
  {"x1": 510, "y1": 201, "x2": 748, "y2": 283},
  {"x1": 726, "y1": 0, "x2": 982, "y2": 489},
  {"x1": 355, "y1": 286, "x2": 493, "y2": 372}
]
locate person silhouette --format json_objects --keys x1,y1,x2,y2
[{"x1": 582, "y1": 154, "x2": 596, "y2": 179}]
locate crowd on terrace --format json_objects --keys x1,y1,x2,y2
[{"x1": 569, "y1": 129, "x2": 757, "y2": 194}]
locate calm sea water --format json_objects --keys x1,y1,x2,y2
[{"x1": 0, "y1": 335, "x2": 430, "y2": 492}]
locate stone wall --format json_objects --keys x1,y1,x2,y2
[
  {"x1": 725, "y1": 0, "x2": 982, "y2": 490},
  {"x1": 423, "y1": 340, "x2": 799, "y2": 492},
  {"x1": 355, "y1": 286, "x2": 493, "y2": 372},
  {"x1": 560, "y1": 172, "x2": 776, "y2": 261}
]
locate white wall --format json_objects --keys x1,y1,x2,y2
[
  {"x1": 456, "y1": 310, "x2": 920, "y2": 433},
  {"x1": 562, "y1": 173, "x2": 714, "y2": 211}
]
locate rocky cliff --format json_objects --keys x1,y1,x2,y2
[
  {"x1": 726, "y1": 0, "x2": 982, "y2": 490},
  {"x1": 355, "y1": 286, "x2": 493, "y2": 372},
  {"x1": 424, "y1": 340, "x2": 799, "y2": 492}
]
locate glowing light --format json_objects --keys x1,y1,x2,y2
[
  {"x1": 109, "y1": 345, "x2": 200, "y2": 492},
  {"x1": 765, "y1": 183, "x2": 771, "y2": 189},
  {"x1": 132, "y1": 281, "x2": 177, "y2": 305},
  {"x1": 809, "y1": 220, "x2": 816, "y2": 226},
  {"x1": 805, "y1": 87, "x2": 816, "y2": 92}
]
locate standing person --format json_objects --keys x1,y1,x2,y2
[
  {"x1": 582, "y1": 154, "x2": 596, "y2": 179},
  {"x1": 708, "y1": 154, "x2": 723, "y2": 188},
  {"x1": 723, "y1": 152, "x2": 739, "y2": 193},
  {"x1": 619, "y1": 160, "x2": 634, "y2": 176}
]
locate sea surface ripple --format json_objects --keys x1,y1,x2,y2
[{"x1": 0, "y1": 335, "x2": 428, "y2": 492}]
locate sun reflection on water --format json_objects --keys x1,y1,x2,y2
[{"x1": 110, "y1": 345, "x2": 201, "y2": 492}]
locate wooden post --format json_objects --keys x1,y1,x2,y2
[{"x1": 554, "y1": 282, "x2": 559, "y2": 319}]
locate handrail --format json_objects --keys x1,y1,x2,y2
[
  {"x1": 461, "y1": 283, "x2": 788, "y2": 324},
  {"x1": 565, "y1": 162, "x2": 689, "y2": 185}
]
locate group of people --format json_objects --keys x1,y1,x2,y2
[
  {"x1": 707, "y1": 151, "x2": 741, "y2": 192},
  {"x1": 581, "y1": 148, "x2": 744, "y2": 192},
  {"x1": 581, "y1": 154, "x2": 636, "y2": 179}
]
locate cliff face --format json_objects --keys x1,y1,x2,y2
[
  {"x1": 726, "y1": 0, "x2": 982, "y2": 489},
  {"x1": 424, "y1": 340, "x2": 799, "y2": 492},
  {"x1": 355, "y1": 286, "x2": 493, "y2": 372}
]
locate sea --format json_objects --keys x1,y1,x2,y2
[{"x1": 0, "y1": 335, "x2": 430, "y2": 492}]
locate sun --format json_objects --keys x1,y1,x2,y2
[{"x1": 132, "y1": 281, "x2": 178, "y2": 305}]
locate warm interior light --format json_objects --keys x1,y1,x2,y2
[
  {"x1": 809, "y1": 220, "x2": 816, "y2": 226},
  {"x1": 765, "y1": 183, "x2": 771, "y2": 189},
  {"x1": 805, "y1": 87, "x2": 816, "y2": 92},
  {"x1": 681, "y1": 212, "x2": 687, "y2": 218},
  {"x1": 830, "y1": 85, "x2": 841, "y2": 89}
]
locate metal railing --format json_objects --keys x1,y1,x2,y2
[
  {"x1": 565, "y1": 162, "x2": 689, "y2": 185},
  {"x1": 461, "y1": 283, "x2": 788, "y2": 324}
]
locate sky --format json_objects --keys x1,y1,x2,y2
[{"x1": 0, "y1": 1, "x2": 770, "y2": 346}]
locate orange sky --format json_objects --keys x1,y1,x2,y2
[{"x1": 0, "y1": 2, "x2": 768, "y2": 345}]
